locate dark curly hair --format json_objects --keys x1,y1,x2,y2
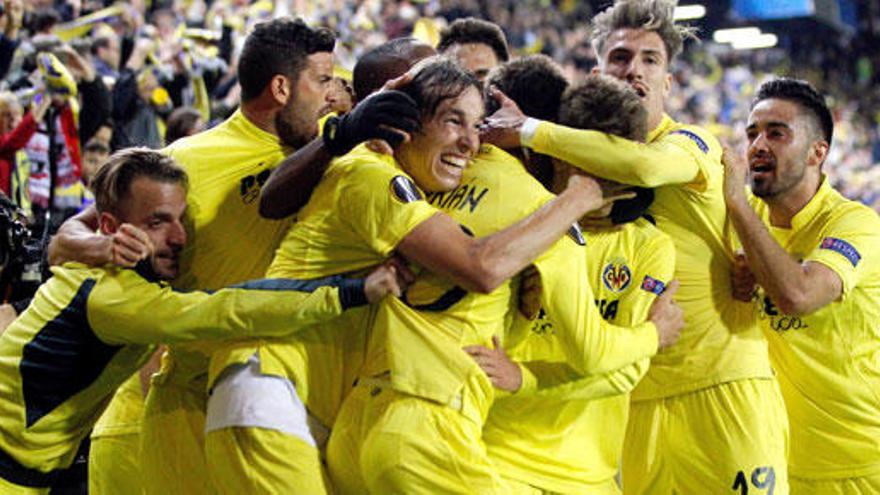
[
  {"x1": 437, "y1": 18, "x2": 510, "y2": 63},
  {"x1": 753, "y1": 78, "x2": 833, "y2": 144},
  {"x1": 238, "y1": 17, "x2": 335, "y2": 102}
]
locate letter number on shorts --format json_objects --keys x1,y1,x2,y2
[{"x1": 732, "y1": 466, "x2": 775, "y2": 495}]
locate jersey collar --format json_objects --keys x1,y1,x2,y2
[
  {"x1": 647, "y1": 114, "x2": 676, "y2": 144},
  {"x1": 230, "y1": 109, "x2": 285, "y2": 148},
  {"x1": 790, "y1": 175, "x2": 832, "y2": 231}
]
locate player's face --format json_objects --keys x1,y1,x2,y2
[
  {"x1": 276, "y1": 51, "x2": 334, "y2": 148},
  {"x1": 398, "y1": 86, "x2": 483, "y2": 192},
  {"x1": 119, "y1": 178, "x2": 188, "y2": 280},
  {"x1": 596, "y1": 29, "x2": 671, "y2": 131},
  {"x1": 446, "y1": 43, "x2": 500, "y2": 83},
  {"x1": 746, "y1": 98, "x2": 813, "y2": 199}
]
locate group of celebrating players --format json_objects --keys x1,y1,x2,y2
[{"x1": 0, "y1": 0, "x2": 877, "y2": 493}]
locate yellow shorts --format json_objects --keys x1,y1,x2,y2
[
  {"x1": 205, "y1": 427, "x2": 328, "y2": 495},
  {"x1": 140, "y1": 383, "x2": 214, "y2": 495},
  {"x1": 622, "y1": 378, "x2": 789, "y2": 495},
  {"x1": 359, "y1": 386, "x2": 508, "y2": 494},
  {"x1": 88, "y1": 434, "x2": 143, "y2": 494},
  {"x1": 790, "y1": 474, "x2": 880, "y2": 495}
]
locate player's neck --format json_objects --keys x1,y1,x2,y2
[
  {"x1": 240, "y1": 100, "x2": 280, "y2": 139},
  {"x1": 766, "y1": 176, "x2": 821, "y2": 228}
]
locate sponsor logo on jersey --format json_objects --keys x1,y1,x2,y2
[
  {"x1": 820, "y1": 237, "x2": 860, "y2": 267},
  {"x1": 390, "y1": 175, "x2": 423, "y2": 203},
  {"x1": 239, "y1": 167, "x2": 271, "y2": 204},
  {"x1": 602, "y1": 262, "x2": 631, "y2": 293},
  {"x1": 640, "y1": 275, "x2": 666, "y2": 295},
  {"x1": 671, "y1": 129, "x2": 708, "y2": 154}
]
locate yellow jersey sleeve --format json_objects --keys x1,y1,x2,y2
[
  {"x1": 529, "y1": 117, "x2": 720, "y2": 191},
  {"x1": 337, "y1": 152, "x2": 439, "y2": 257},
  {"x1": 87, "y1": 269, "x2": 366, "y2": 345},
  {"x1": 530, "y1": 237, "x2": 659, "y2": 378},
  {"x1": 802, "y1": 205, "x2": 880, "y2": 298}
]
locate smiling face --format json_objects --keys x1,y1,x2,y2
[
  {"x1": 595, "y1": 28, "x2": 671, "y2": 131},
  {"x1": 396, "y1": 86, "x2": 483, "y2": 193},
  {"x1": 275, "y1": 51, "x2": 334, "y2": 148},
  {"x1": 746, "y1": 98, "x2": 825, "y2": 199}
]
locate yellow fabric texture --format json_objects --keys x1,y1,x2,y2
[
  {"x1": 0, "y1": 262, "x2": 346, "y2": 485},
  {"x1": 750, "y1": 178, "x2": 880, "y2": 479},
  {"x1": 89, "y1": 374, "x2": 144, "y2": 494},
  {"x1": 789, "y1": 473, "x2": 880, "y2": 495},
  {"x1": 485, "y1": 218, "x2": 674, "y2": 494},
  {"x1": 141, "y1": 109, "x2": 293, "y2": 493},
  {"x1": 205, "y1": 426, "x2": 327, "y2": 495},
  {"x1": 621, "y1": 378, "x2": 789, "y2": 495},
  {"x1": 531, "y1": 114, "x2": 773, "y2": 400}
]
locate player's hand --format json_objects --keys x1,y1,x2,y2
[
  {"x1": 323, "y1": 90, "x2": 420, "y2": 156},
  {"x1": 479, "y1": 87, "x2": 526, "y2": 149},
  {"x1": 364, "y1": 256, "x2": 415, "y2": 303},
  {"x1": 463, "y1": 335, "x2": 522, "y2": 392},
  {"x1": 0, "y1": 303, "x2": 17, "y2": 335},
  {"x1": 110, "y1": 224, "x2": 153, "y2": 267},
  {"x1": 731, "y1": 250, "x2": 757, "y2": 302},
  {"x1": 722, "y1": 147, "x2": 749, "y2": 206},
  {"x1": 648, "y1": 279, "x2": 684, "y2": 351},
  {"x1": 517, "y1": 265, "x2": 542, "y2": 319}
]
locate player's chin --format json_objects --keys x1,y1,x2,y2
[{"x1": 154, "y1": 258, "x2": 180, "y2": 280}]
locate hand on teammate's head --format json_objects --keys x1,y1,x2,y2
[
  {"x1": 479, "y1": 86, "x2": 526, "y2": 150},
  {"x1": 110, "y1": 223, "x2": 154, "y2": 268}
]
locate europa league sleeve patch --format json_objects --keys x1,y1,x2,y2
[
  {"x1": 390, "y1": 175, "x2": 423, "y2": 203},
  {"x1": 640, "y1": 275, "x2": 666, "y2": 295},
  {"x1": 820, "y1": 237, "x2": 861, "y2": 267},
  {"x1": 671, "y1": 129, "x2": 709, "y2": 154}
]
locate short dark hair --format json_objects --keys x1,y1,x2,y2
[
  {"x1": 165, "y1": 107, "x2": 203, "y2": 144},
  {"x1": 399, "y1": 56, "x2": 482, "y2": 120},
  {"x1": 485, "y1": 55, "x2": 568, "y2": 121},
  {"x1": 558, "y1": 75, "x2": 654, "y2": 225},
  {"x1": 352, "y1": 37, "x2": 434, "y2": 101},
  {"x1": 559, "y1": 74, "x2": 648, "y2": 142},
  {"x1": 753, "y1": 78, "x2": 833, "y2": 144},
  {"x1": 92, "y1": 148, "x2": 188, "y2": 216},
  {"x1": 237, "y1": 17, "x2": 335, "y2": 102},
  {"x1": 438, "y1": 18, "x2": 510, "y2": 63}
]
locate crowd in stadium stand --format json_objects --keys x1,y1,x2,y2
[{"x1": 0, "y1": 0, "x2": 878, "y2": 224}]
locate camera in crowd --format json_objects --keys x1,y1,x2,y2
[{"x1": 0, "y1": 193, "x2": 46, "y2": 303}]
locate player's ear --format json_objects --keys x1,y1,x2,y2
[
  {"x1": 808, "y1": 139, "x2": 830, "y2": 168},
  {"x1": 269, "y1": 74, "x2": 292, "y2": 106},
  {"x1": 98, "y1": 212, "x2": 120, "y2": 236}
]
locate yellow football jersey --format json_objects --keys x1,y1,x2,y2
[
  {"x1": 208, "y1": 144, "x2": 438, "y2": 426},
  {"x1": 529, "y1": 114, "x2": 772, "y2": 400},
  {"x1": 373, "y1": 145, "x2": 658, "y2": 425},
  {"x1": 750, "y1": 178, "x2": 880, "y2": 479},
  {"x1": 0, "y1": 263, "x2": 354, "y2": 486},
  {"x1": 157, "y1": 109, "x2": 294, "y2": 391},
  {"x1": 485, "y1": 219, "x2": 675, "y2": 493}
]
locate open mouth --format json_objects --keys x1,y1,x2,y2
[
  {"x1": 630, "y1": 83, "x2": 648, "y2": 98},
  {"x1": 750, "y1": 159, "x2": 775, "y2": 179},
  {"x1": 440, "y1": 154, "x2": 468, "y2": 170}
]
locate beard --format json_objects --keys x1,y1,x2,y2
[{"x1": 275, "y1": 99, "x2": 315, "y2": 149}]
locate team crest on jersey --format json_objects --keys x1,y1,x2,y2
[
  {"x1": 390, "y1": 176, "x2": 423, "y2": 203},
  {"x1": 602, "y1": 262, "x2": 632, "y2": 293}
]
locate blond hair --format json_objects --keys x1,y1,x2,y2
[{"x1": 591, "y1": 0, "x2": 697, "y2": 63}]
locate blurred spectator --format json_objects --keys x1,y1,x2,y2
[
  {"x1": 0, "y1": 89, "x2": 48, "y2": 204},
  {"x1": 164, "y1": 106, "x2": 204, "y2": 144}
]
